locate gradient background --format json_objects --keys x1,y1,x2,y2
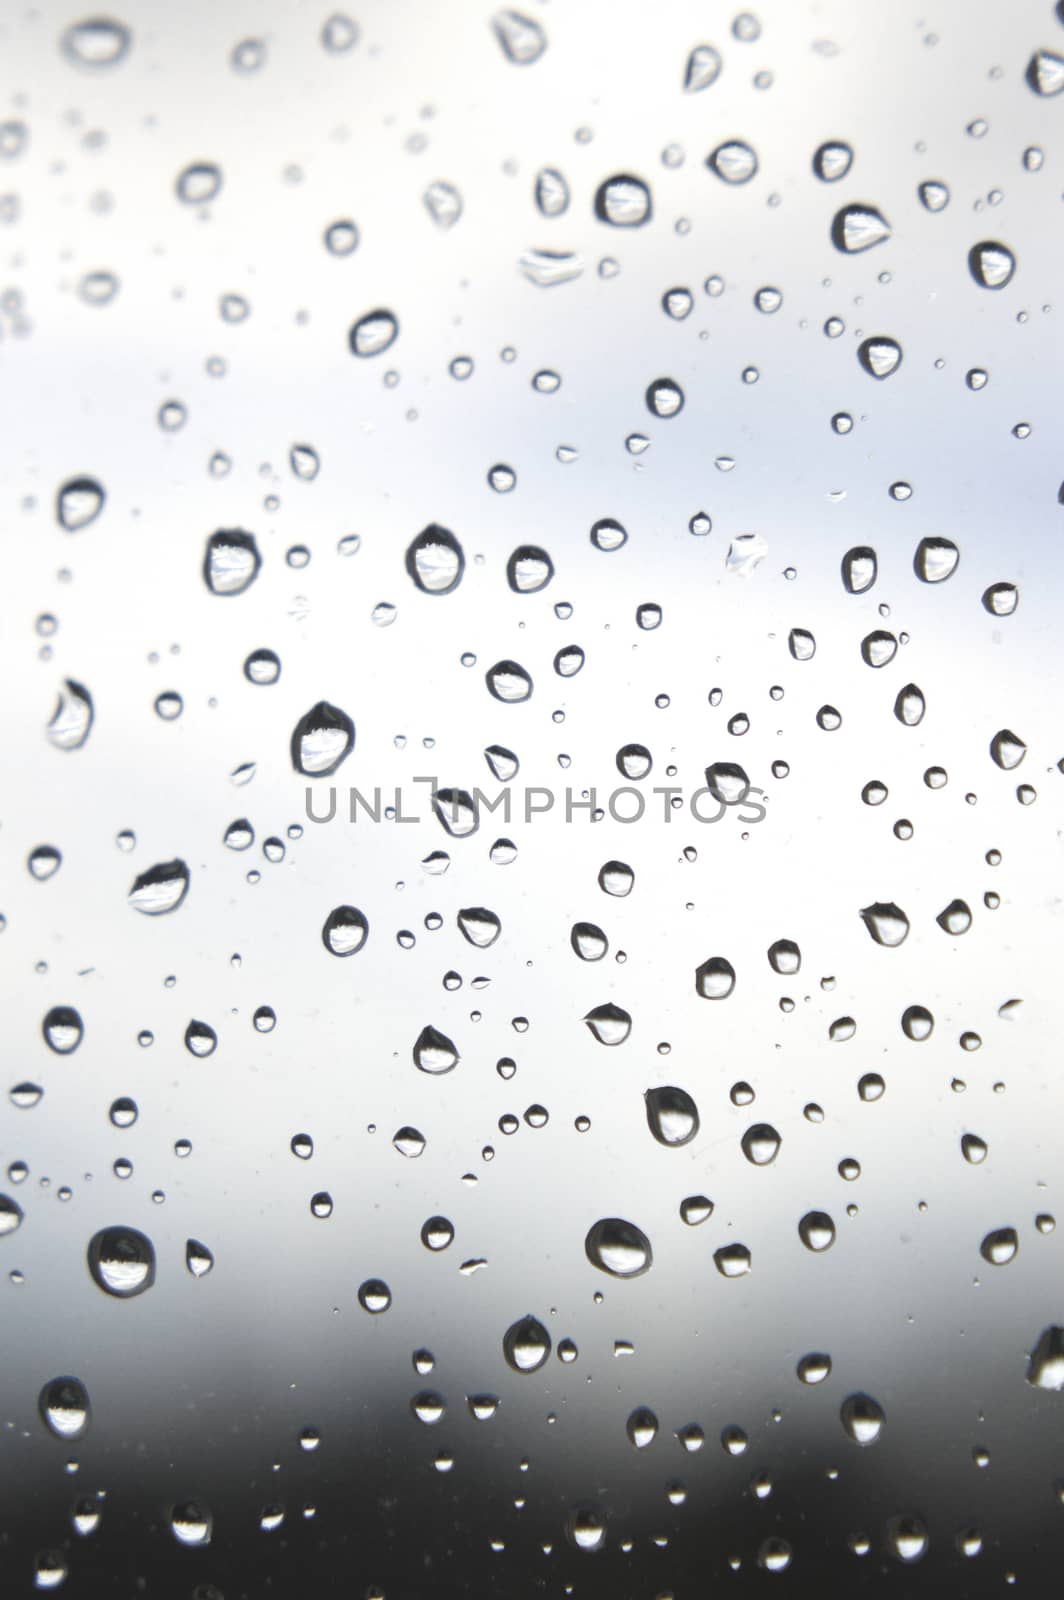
[{"x1": 1, "y1": 0, "x2": 1063, "y2": 1593}]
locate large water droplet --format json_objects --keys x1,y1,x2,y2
[
  {"x1": 170, "y1": 1501, "x2": 212, "y2": 1547},
  {"x1": 486, "y1": 660, "x2": 533, "y2": 702},
  {"x1": 506, "y1": 545, "x2": 554, "y2": 593},
  {"x1": 857, "y1": 336, "x2": 902, "y2": 379},
  {"x1": 1026, "y1": 48, "x2": 1064, "y2": 96},
  {"x1": 980, "y1": 1225, "x2": 1017, "y2": 1265},
  {"x1": 990, "y1": 729, "x2": 1026, "y2": 770},
  {"x1": 968, "y1": 240, "x2": 1016, "y2": 289},
  {"x1": 645, "y1": 1086, "x2": 699, "y2": 1147},
  {"x1": 583, "y1": 1003, "x2": 631, "y2": 1045},
  {"x1": 432, "y1": 788, "x2": 478, "y2": 837},
  {"x1": 646, "y1": 377, "x2": 684, "y2": 418},
  {"x1": 831, "y1": 204, "x2": 891, "y2": 252},
  {"x1": 87, "y1": 1225, "x2": 155, "y2": 1297},
  {"x1": 914, "y1": 537, "x2": 959, "y2": 582},
  {"x1": 291, "y1": 702, "x2": 355, "y2": 775},
  {"x1": 813, "y1": 140, "x2": 853, "y2": 181},
  {"x1": 627, "y1": 1405, "x2": 659, "y2": 1447},
  {"x1": 798, "y1": 1210, "x2": 836, "y2": 1251},
  {"x1": 39, "y1": 1377, "x2": 90, "y2": 1440},
  {"x1": 322, "y1": 905, "x2": 368, "y2": 956},
  {"x1": 714, "y1": 1242, "x2": 751, "y2": 1276},
  {"x1": 695, "y1": 956, "x2": 736, "y2": 998},
  {"x1": 859, "y1": 902, "x2": 909, "y2": 947},
  {"x1": 186, "y1": 1238, "x2": 214, "y2": 1278},
  {"x1": 841, "y1": 1392, "x2": 884, "y2": 1445},
  {"x1": 457, "y1": 907, "x2": 500, "y2": 948},
  {"x1": 503, "y1": 1314, "x2": 551, "y2": 1371},
  {"x1": 894, "y1": 683, "x2": 925, "y2": 726},
  {"x1": 203, "y1": 529, "x2": 261, "y2": 595},
  {"x1": 43, "y1": 1005, "x2": 83, "y2": 1054},
  {"x1": 128, "y1": 860, "x2": 189, "y2": 915},
  {"x1": 413, "y1": 1025, "x2": 459, "y2": 1074},
  {"x1": 1027, "y1": 1326, "x2": 1064, "y2": 1389},
  {"x1": 585, "y1": 1217, "x2": 652, "y2": 1277},
  {"x1": 599, "y1": 860, "x2": 634, "y2": 896},
  {"x1": 566, "y1": 1508, "x2": 606, "y2": 1552},
  {"x1": 741, "y1": 1123, "x2": 781, "y2": 1165},
  {"x1": 405, "y1": 524, "x2": 464, "y2": 595},
  {"x1": 704, "y1": 762, "x2": 749, "y2": 803},
  {"x1": 768, "y1": 939, "x2": 800, "y2": 974}
]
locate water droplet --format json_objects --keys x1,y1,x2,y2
[
  {"x1": 708, "y1": 140, "x2": 758, "y2": 183},
  {"x1": 349, "y1": 309, "x2": 398, "y2": 357},
  {"x1": 968, "y1": 239, "x2": 1016, "y2": 289},
  {"x1": 170, "y1": 1501, "x2": 212, "y2": 1547},
  {"x1": 627, "y1": 1405, "x2": 659, "y2": 1447},
  {"x1": 62, "y1": 17, "x2": 130, "y2": 68},
  {"x1": 646, "y1": 377, "x2": 684, "y2": 417},
  {"x1": 184, "y1": 1020, "x2": 217, "y2": 1058},
  {"x1": 519, "y1": 248, "x2": 584, "y2": 288},
  {"x1": 590, "y1": 517, "x2": 627, "y2": 552},
  {"x1": 554, "y1": 644, "x2": 585, "y2": 677},
  {"x1": 358, "y1": 1277, "x2": 391, "y2": 1312},
  {"x1": 726, "y1": 532, "x2": 768, "y2": 574},
  {"x1": 492, "y1": 10, "x2": 547, "y2": 65},
  {"x1": 704, "y1": 762, "x2": 749, "y2": 803},
  {"x1": 684, "y1": 44, "x2": 722, "y2": 92},
  {"x1": 980, "y1": 1226, "x2": 1017, "y2": 1264},
  {"x1": 859, "y1": 902, "x2": 909, "y2": 947},
  {"x1": 404, "y1": 524, "x2": 465, "y2": 595},
  {"x1": 583, "y1": 1003, "x2": 631, "y2": 1045},
  {"x1": 423, "y1": 180, "x2": 462, "y2": 229},
  {"x1": 413, "y1": 1025, "x2": 459, "y2": 1075},
  {"x1": 798, "y1": 1210, "x2": 836, "y2": 1251},
  {"x1": 57, "y1": 476, "x2": 104, "y2": 532},
  {"x1": 594, "y1": 174, "x2": 652, "y2": 226},
  {"x1": 486, "y1": 660, "x2": 533, "y2": 702},
  {"x1": 47, "y1": 679, "x2": 93, "y2": 751},
  {"x1": 813, "y1": 140, "x2": 853, "y2": 181},
  {"x1": 506, "y1": 545, "x2": 553, "y2": 593},
  {"x1": 43, "y1": 1005, "x2": 83, "y2": 1054},
  {"x1": 937, "y1": 898, "x2": 972, "y2": 935},
  {"x1": 322, "y1": 905, "x2": 368, "y2": 956},
  {"x1": 831, "y1": 204, "x2": 891, "y2": 252},
  {"x1": 741, "y1": 1123, "x2": 781, "y2": 1165},
  {"x1": 571, "y1": 922, "x2": 607, "y2": 960},
  {"x1": 186, "y1": 1238, "x2": 214, "y2": 1277},
  {"x1": 902, "y1": 1005, "x2": 934, "y2": 1041},
  {"x1": 990, "y1": 729, "x2": 1026, "y2": 770},
  {"x1": 325, "y1": 219, "x2": 358, "y2": 255},
  {"x1": 585, "y1": 1217, "x2": 652, "y2": 1277},
  {"x1": 617, "y1": 743, "x2": 652, "y2": 779},
  {"x1": 244, "y1": 648, "x2": 281, "y2": 686},
  {"x1": 566, "y1": 1508, "x2": 606, "y2": 1552},
  {"x1": 599, "y1": 860, "x2": 634, "y2": 896},
  {"x1": 695, "y1": 956, "x2": 736, "y2": 998},
  {"x1": 534, "y1": 167, "x2": 569, "y2": 217},
  {"x1": 1026, "y1": 48, "x2": 1064, "y2": 96},
  {"x1": 291, "y1": 702, "x2": 355, "y2": 776},
  {"x1": 432, "y1": 788, "x2": 478, "y2": 837},
  {"x1": 128, "y1": 860, "x2": 189, "y2": 915},
  {"x1": 87, "y1": 1225, "x2": 155, "y2": 1297},
  {"x1": 914, "y1": 537, "x2": 959, "y2": 582},
  {"x1": 768, "y1": 938, "x2": 800, "y2": 974},
  {"x1": 841, "y1": 1392, "x2": 884, "y2": 1444},
  {"x1": 983, "y1": 583, "x2": 1018, "y2": 616},
  {"x1": 176, "y1": 162, "x2": 222, "y2": 204},
  {"x1": 1027, "y1": 1325, "x2": 1064, "y2": 1389},
  {"x1": 203, "y1": 528, "x2": 261, "y2": 596},
  {"x1": 645, "y1": 1086, "x2": 699, "y2": 1146},
  {"x1": 860, "y1": 630, "x2": 898, "y2": 667},
  {"x1": 714, "y1": 1243, "x2": 751, "y2": 1277},
  {"x1": 503, "y1": 1314, "x2": 551, "y2": 1371},
  {"x1": 29, "y1": 845, "x2": 62, "y2": 881},
  {"x1": 858, "y1": 336, "x2": 902, "y2": 379},
  {"x1": 39, "y1": 1377, "x2": 90, "y2": 1440},
  {"x1": 894, "y1": 683, "x2": 925, "y2": 725},
  {"x1": 797, "y1": 1352, "x2": 831, "y2": 1385},
  {"x1": 961, "y1": 1133, "x2": 988, "y2": 1164}
]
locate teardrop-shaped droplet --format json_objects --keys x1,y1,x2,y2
[
  {"x1": 506, "y1": 545, "x2": 554, "y2": 593},
  {"x1": 990, "y1": 729, "x2": 1026, "y2": 770},
  {"x1": 289, "y1": 443, "x2": 319, "y2": 480},
  {"x1": 684, "y1": 43, "x2": 722, "y2": 91},
  {"x1": 42, "y1": 1005, "x2": 83, "y2": 1054},
  {"x1": 457, "y1": 907, "x2": 500, "y2": 948},
  {"x1": 583, "y1": 1003, "x2": 631, "y2": 1045},
  {"x1": 968, "y1": 239, "x2": 1015, "y2": 289},
  {"x1": 413, "y1": 1025, "x2": 459, "y2": 1074},
  {"x1": 56, "y1": 475, "x2": 105, "y2": 531},
  {"x1": 708, "y1": 140, "x2": 758, "y2": 183},
  {"x1": 788, "y1": 628, "x2": 815, "y2": 660},
  {"x1": 813, "y1": 140, "x2": 853, "y2": 181},
  {"x1": 322, "y1": 905, "x2": 368, "y2": 956},
  {"x1": 859, "y1": 902, "x2": 909, "y2": 947},
  {"x1": 571, "y1": 922, "x2": 607, "y2": 960},
  {"x1": 39, "y1": 1377, "x2": 90, "y2": 1440},
  {"x1": 291, "y1": 702, "x2": 355, "y2": 776},
  {"x1": 645, "y1": 1086, "x2": 699, "y2": 1147},
  {"x1": 857, "y1": 336, "x2": 902, "y2": 379},
  {"x1": 841, "y1": 1392, "x2": 884, "y2": 1445},
  {"x1": 1027, "y1": 1325, "x2": 1064, "y2": 1389},
  {"x1": 87, "y1": 1225, "x2": 155, "y2": 1297},
  {"x1": 349, "y1": 308, "x2": 398, "y2": 357},
  {"x1": 585, "y1": 1217, "x2": 652, "y2": 1277},
  {"x1": 695, "y1": 956, "x2": 736, "y2": 998},
  {"x1": 184, "y1": 1019, "x2": 217, "y2": 1057},
  {"x1": 831, "y1": 203, "x2": 891, "y2": 252},
  {"x1": 861, "y1": 629, "x2": 898, "y2": 667},
  {"x1": 627, "y1": 1405, "x2": 659, "y2": 1447},
  {"x1": 203, "y1": 528, "x2": 261, "y2": 595},
  {"x1": 534, "y1": 167, "x2": 569, "y2": 216},
  {"x1": 902, "y1": 1005, "x2": 934, "y2": 1041},
  {"x1": 741, "y1": 1123, "x2": 781, "y2": 1165},
  {"x1": 593, "y1": 173, "x2": 652, "y2": 226},
  {"x1": 432, "y1": 788, "x2": 478, "y2": 837},
  {"x1": 704, "y1": 762, "x2": 749, "y2": 804},
  {"x1": 503, "y1": 1314, "x2": 551, "y2": 1371},
  {"x1": 981, "y1": 1225, "x2": 1018, "y2": 1265},
  {"x1": 486, "y1": 660, "x2": 533, "y2": 702},
  {"x1": 185, "y1": 1238, "x2": 214, "y2": 1277},
  {"x1": 492, "y1": 9, "x2": 547, "y2": 64},
  {"x1": 894, "y1": 683, "x2": 925, "y2": 726},
  {"x1": 128, "y1": 859, "x2": 189, "y2": 915},
  {"x1": 47, "y1": 679, "x2": 93, "y2": 750},
  {"x1": 918, "y1": 178, "x2": 950, "y2": 211}
]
